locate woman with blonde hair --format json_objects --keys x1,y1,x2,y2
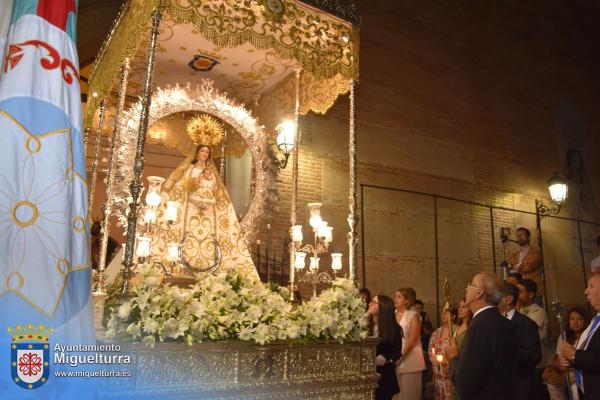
[
  {"x1": 454, "y1": 297, "x2": 473, "y2": 350},
  {"x1": 394, "y1": 288, "x2": 426, "y2": 399}
]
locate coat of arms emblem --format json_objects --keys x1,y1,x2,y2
[
  {"x1": 188, "y1": 54, "x2": 220, "y2": 72},
  {"x1": 9, "y1": 323, "x2": 53, "y2": 390}
]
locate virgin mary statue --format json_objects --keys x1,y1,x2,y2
[{"x1": 157, "y1": 115, "x2": 257, "y2": 279}]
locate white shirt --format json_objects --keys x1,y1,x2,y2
[
  {"x1": 473, "y1": 305, "x2": 495, "y2": 319},
  {"x1": 505, "y1": 308, "x2": 516, "y2": 320},
  {"x1": 575, "y1": 313, "x2": 600, "y2": 394},
  {"x1": 518, "y1": 245, "x2": 530, "y2": 265},
  {"x1": 520, "y1": 303, "x2": 548, "y2": 344},
  {"x1": 576, "y1": 313, "x2": 600, "y2": 350}
]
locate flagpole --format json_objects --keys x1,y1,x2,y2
[{"x1": 121, "y1": 10, "x2": 162, "y2": 295}]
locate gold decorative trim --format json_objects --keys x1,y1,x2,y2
[
  {"x1": 0, "y1": 110, "x2": 91, "y2": 318},
  {"x1": 65, "y1": 166, "x2": 75, "y2": 181},
  {"x1": 13, "y1": 272, "x2": 68, "y2": 318},
  {"x1": 71, "y1": 216, "x2": 86, "y2": 233},
  {"x1": 114, "y1": 81, "x2": 275, "y2": 243},
  {"x1": 86, "y1": 0, "x2": 360, "y2": 125},
  {"x1": 25, "y1": 136, "x2": 41, "y2": 153},
  {"x1": 186, "y1": 114, "x2": 224, "y2": 146},
  {"x1": 6, "y1": 272, "x2": 24, "y2": 291},
  {"x1": 260, "y1": 71, "x2": 351, "y2": 117},
  {"x1": 12, "y1": 201, "x2": 39, "y2": 227},
  {"x1": 55, "y1": 259, "x2": 69, "y2": 276}
]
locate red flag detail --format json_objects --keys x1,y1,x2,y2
[
  {"x1": 4, "y1": 45, "x2": 24, "y2": 73},
  {"x1": 37, "y1": 0, "x2": 77, "y2": 32}
]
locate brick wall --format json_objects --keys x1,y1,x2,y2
[{"x1": 255, "y1": 0, "x2": 600, "y2": 310}]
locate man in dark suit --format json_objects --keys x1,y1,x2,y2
[
  {"x1": 445, "y1": 271, "x2": 518, "y2": 400},
  {"x1": 503, "y1": 283, "x2": 542, "y2": 400},
  {"x1": 559, "y1": 272, "x2": 600, "y2": 399}
]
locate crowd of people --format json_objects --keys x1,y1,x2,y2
[{"x1": 365, "y1": 271, "x2": 600, "y2": 400}]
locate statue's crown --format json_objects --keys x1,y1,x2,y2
[
  {"x1": 8, "y1": 323, "x2": 53, "y2": 343},
  {"x1": 186, "y1": 114, "x2": 224, "y2": 146}
]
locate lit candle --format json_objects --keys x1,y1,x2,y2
[
  {"x1": 167, "y1": 242, "x2": 179, "y2": 262},
  {"x1": 317, "y1": 221, "x2": 328, "y2": 237},
  {"x1": 143, "y1": 207, "x2": 157, "y2": 224},
  {"x1": 331, "y1": 253, "x2": 342, "y2": 271},
  {"x1": 309, "y1": 215, "x2": 323, "y2": 230},
  {"x1": 145, "y1": 191, "x2": 161, "y2": 207},
  {"x1": 291, "y1": 225, "x2": 303, "y2": 243},
  {"x1": 323, "y1": 226, "x2": 333, "y2": 243},
  {"x1": 309, "y1": 256, "x2": 320, "y2": 271},
  {"x1": 145, "y1": 176, "x2": 165, "y2": 206},
  {"x1": 165, "y1": 201, "x2": 179, "y2": 222},
  {"x1": 294, "y1": 252, "x2": 306, "y2": 269},
  {"x1": 136, "y1": 236, "x2": 151, "y2": 258},
  {"x1": 276, "y1": 120, "x2": 296, "y2": 153},
  {"x1": 145, "y1": 191, "x2": 160, "y2": 207},
  {"x1": 308, "y1": 202, "x2": 322, "y2": 229}
]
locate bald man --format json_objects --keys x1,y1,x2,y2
[
  {"x1": 445, "y1": 271, "x2": 518, "y2": 399},
  {"x1": 559, "y1": 273, "x2": 600, "y2": 399}
]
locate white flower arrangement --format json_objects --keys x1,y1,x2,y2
[
  {"x1": 294, "y1": 278, "x2": 370, "y2": 343},
  {"x1": 105, "y1": 265, "x2": 368, "y2": 346}
]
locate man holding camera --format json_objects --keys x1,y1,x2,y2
[{"x1": 509, "y1": 227, "x2": 544, "y2": 303}]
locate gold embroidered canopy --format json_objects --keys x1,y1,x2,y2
[{"x1": 86, "y1": 0, "x2": 360, "y2": 125}]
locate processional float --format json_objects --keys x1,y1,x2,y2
[
  {"x1": 86, "y1": 0, "x2": 361, "y2": 297},
  {"x1": 84, "y1": 1, "x2": 374, "y2": 398}
]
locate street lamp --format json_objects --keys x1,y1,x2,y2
[
  {"x1": 274, "y1": 119, "x2": 295, "y2": 169},
  {"x1": 536, "y1": 172, "x2": 568, "y2": 218}
]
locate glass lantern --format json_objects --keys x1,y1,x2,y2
[
  {"x1": 145, "y1": 176, "x2": 165, "y2": 207},
  {"x1": 308, "y1": 202, "x2": 323, "y2": 229},
  {"x1": 165, "y1": 201, "x2": 179, "y2": 223},
  {"x1": 276, "y1": 120, "x2": 296, "y2": 154},
  {"x1": 294, "y1": 252, "x2": 307, "y2": 269},
  {"x1": 166, "y1": 242, "x2": 179, "y2": 263},
  {"x1": 547, "y1": 172, "x2": 568, "y2": 205},
  {"x1": 136, "y1": 236, "x2": 151, "y2": 259},
  {"x1": 291, "y1": 225, "x2": 303, "y2": 243},
  {"x1": 331, "y1": 253, "x2": 343, "y2": 271},
  {"x1": 309, "y1": 256, "x2": 320, "y2": 271}
]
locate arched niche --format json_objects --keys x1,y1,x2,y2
[{"x1": 113, "y1": 80, "x2": 275, "y2": 242}]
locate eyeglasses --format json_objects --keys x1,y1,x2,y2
[{"x1": 467, "y1": 282, "x2": 483, "y2": 290}]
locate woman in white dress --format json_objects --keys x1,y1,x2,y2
[{"x1": 394, "y1": 287, "x2": 426, "y2": 400}]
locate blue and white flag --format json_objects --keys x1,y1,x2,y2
[{"x1": 0, "y1": 1, "x2": 96, "y2": 398}]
